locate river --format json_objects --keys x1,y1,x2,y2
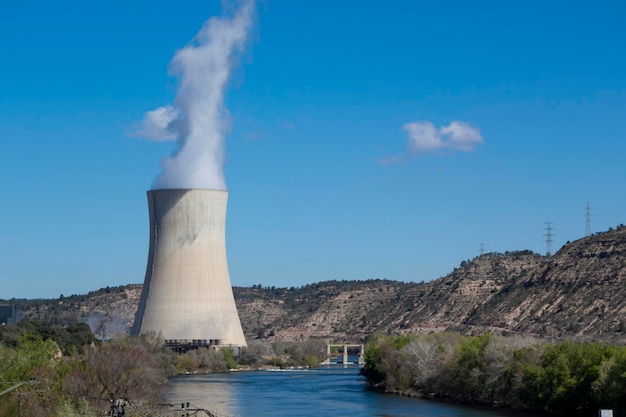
[{"x1": 167, "y1": 365, "x2": 536, "y2": 417}]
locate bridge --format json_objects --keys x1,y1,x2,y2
[{"x1": 322, "y1": 343, "x2": 365, "y2": 365}]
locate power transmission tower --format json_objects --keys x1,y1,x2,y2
[
  {"x1": 585, "y1": 202, "x2": 592, "y2": 236},
  {"x1": 479, "y1": 243, "x2": 485, "y2": 256},
  {"x1": 545, "y1": 222, "x2": 554, "y2": 257}
]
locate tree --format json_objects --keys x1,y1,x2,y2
[
  {"x1": 0, "y1": 335, "x2": 61, "y2": 417},
  {"x1": 61, "y1": 336, "x2": 174, "y2": 414}
]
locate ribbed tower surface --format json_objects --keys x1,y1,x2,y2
[{"x1": 131, "y1": 189, "x2": 247, "y2": 347}]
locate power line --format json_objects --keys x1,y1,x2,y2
[
  {"x1": 545, "y1": 222, "x2": 554, "y2": 257},
  {"x1": 0, "y1": 381, "x2": 29, "y2": 398},
  {"x1": 585, "y1": 202, "x2": 592, "y2": 237}
]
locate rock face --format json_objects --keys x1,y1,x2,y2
[
  {"x1": 6, "y1": 285, "x2": 143, "y2": 338},
  {"x1": 6, "y1": 226, "x2": 626, "y2": 344},
  {"x1": 479, "y1": 230, "x2": 626, "y2": 340}
]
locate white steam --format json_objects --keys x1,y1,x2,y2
[
  {"x1": 138, "y1": 1, "x2": 255, "y2": 190},
  {"x1": 137, "y1": 106, "x2": 179, "y2": 141}
]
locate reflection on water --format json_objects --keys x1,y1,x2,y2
[
  {"x1": 167, "y1": 366, "x2": 536, "y2": 417},
  {"x1": 168, "y1": 372, "x2": 234, "y2": 417}
]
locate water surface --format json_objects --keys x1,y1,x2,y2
[{"x1": 167, "y1": 366, "x2": 535, "y2": 417}]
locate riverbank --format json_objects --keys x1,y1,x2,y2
[
  {"x1": 369, "y1": 385, "x2": 552, "y2": 417},
  {"x1": 361, "y1": 333, "x2": 626, "y2": 417},
  {"x1": 178, "y1": 363, "x2": 313, "y2": 375}
]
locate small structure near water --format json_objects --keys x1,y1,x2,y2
[{"x1": 322, "y1": 344, "x2": 365, "y2": 365}]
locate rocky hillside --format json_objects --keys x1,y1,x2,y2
[
  {"x1": 478, "y1": 228, "x2": 626, "y2": 340},
  {"x1": 4, "y1": 226, "x2": 626, "y2": 344}
]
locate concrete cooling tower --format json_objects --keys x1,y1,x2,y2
[{"x1": 131, "y1": 189, "x2": 247, "y2": 349}]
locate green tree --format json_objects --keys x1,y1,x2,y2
[
  {"x1": 221, "y1": 348, "x2": 238, "y2": 370},
  {"x1": 0, "y1": 335, "x2": 61, "y2": 417},
  {"x1": 446, "y1": 334, "x2": 492, "y2": 401}
]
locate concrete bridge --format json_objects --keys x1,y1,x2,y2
[{"x1": 322, "y1": 343, "x2": 365, "y2": 365}]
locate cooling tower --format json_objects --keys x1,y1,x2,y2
[{"x1": 131, "y1": 189, "x2": 247, "y2": 348}]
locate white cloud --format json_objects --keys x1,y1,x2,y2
[
  {"x1": 381, "y1": 120, "x2": 484, "y2": 164},
  {"x1": 403, "y1": 122, "x2": 443, "y2": 154},
  {"x1": 439, "y1": 121, "x2": 484, "y2": 152}
]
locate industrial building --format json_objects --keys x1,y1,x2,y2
[
  {"x1": 0, "y1": 305, "x2": 23, "y2": 325},
  {"x1": 131, "y1": 189, "x2": 247, "y2": 351}
]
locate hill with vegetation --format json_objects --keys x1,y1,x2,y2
[{"x1": 3, "y1": 226, "x2": 626, "y2": 344}]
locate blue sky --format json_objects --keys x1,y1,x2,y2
[{"x1": 1, "y1": 0, "x2": 625, "y2": 299}]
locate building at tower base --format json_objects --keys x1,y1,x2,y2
[{"x1": 131, "y1": 189, "x2": 247, "y2": 350}]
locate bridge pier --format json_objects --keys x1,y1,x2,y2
[{"x1": 324, "y1": 343, "x2": 365, "y2": 365}]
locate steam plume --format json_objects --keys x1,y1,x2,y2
[{"x1": 138, "y1": 1, "x2": 255, "y2": 190}]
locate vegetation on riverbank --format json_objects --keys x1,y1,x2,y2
[
  {"x1": 175, "y1": 338, "x2": 328, "y2": 373},
  {"x1": 0, "y1": 320, "x2": 175, "y2": 416},
  {"x1": 361, "y1": 333, "x2": 626, "y2": 416},
  {"x1": 0, "y1": 320, "x2": 329, "y2": 416}
]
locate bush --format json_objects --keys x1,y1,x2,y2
[
  {"x1": 222, "y1": 348, "x2": 238, "y2": 370},
  {"x1": 363, "y1": 333, "x2": 626, "y2": 415}
]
